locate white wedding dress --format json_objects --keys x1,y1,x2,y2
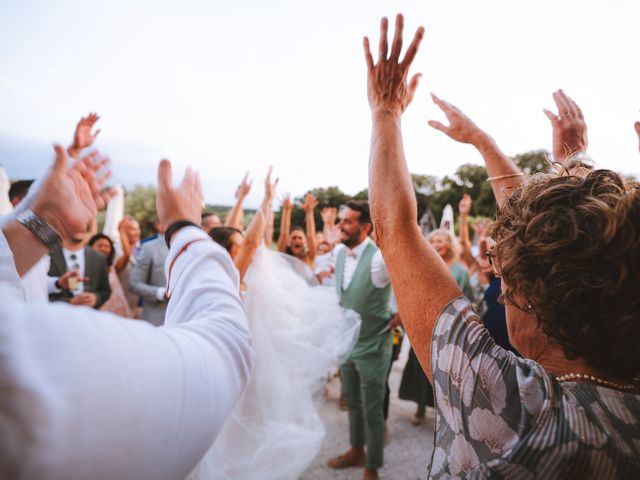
[{"x1": 189, "y1": 246, "x2": 360, "y2": 480}]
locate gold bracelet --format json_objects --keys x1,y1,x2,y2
[{"x1": 486, "y1": 173, "x2": 524, "y2": 182}]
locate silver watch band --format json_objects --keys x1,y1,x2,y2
[{"x1": 15, "y1": 209, "x2": 62, "y2": 251}]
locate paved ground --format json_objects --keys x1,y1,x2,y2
[{"x1": 301, "y1": 340, "x2": 435, "y2": 480}]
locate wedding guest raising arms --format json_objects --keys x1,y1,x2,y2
[
  {"x1": 365, "y1": 14, "x2": 639, "y2": 478},
  {"x1": 277, "y1": 192, "x2": 318, "y2": 268},
  {"x1": 0, "y1": 147, "x2": 252, "y2": 479}
]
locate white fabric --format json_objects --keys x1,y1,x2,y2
[
  {"x1": 21, "y1": 256, "x2": 50, "y2": 303},
  {"x1": 0, "y1": 166, "x2": 12, "y2": 215},
  {"x1": 333, "y1": 237, "x2": 390, "y2": 289},
  {"x1": 440, "y1": 204, "x2": 456, "y2": 237},
  {"x1": 0, "y1": 226, "x2": 253, "y2": 480},
  {"x1": 101, "y1": 184, "x2": 124, "y2": 241},
  {"x1": 190, "y1": 246, "x2": 361, "y2": 480}
]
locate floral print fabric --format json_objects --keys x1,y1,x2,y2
[{"x1": 429, "y1": 297, "x2": 640, "y2": 479}]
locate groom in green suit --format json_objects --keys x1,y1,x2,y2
[{"x1": 327, "y1": 200, "x2": 395, "y2": 480}]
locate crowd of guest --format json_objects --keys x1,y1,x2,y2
[{"x1": 1, "y1": 12, "x2": 639, "y2": 480}]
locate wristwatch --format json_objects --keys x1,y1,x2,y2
[{"x1": 15, "y1": 209, "x2": 62, "y2": 251}]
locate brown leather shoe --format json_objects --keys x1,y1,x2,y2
[
  {"x1": 362, "y1": 468, "x2": 379, "y2": 480},
  {"x1": 327, "y1": 449, "x2": 365, "y2": 469}
]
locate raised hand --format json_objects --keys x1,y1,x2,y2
[
  {"x1": 31, "y1": 145, "x2": 113, "y2": 241},
  {"x1": 281, "y1": 194, "x2": 293, "y2": 210},
  {"x1": 263, "y1": 166, "x2": 279, "y2": 203},
  {"x1": 635, "y1": 121, "x2": 640, "y2": 153},
  {"x1": 301, "y1": 193, "x2": 318, "y2": 213},
  {"x1": 320, "y1": 207, "x2": 338, "y2": 226},
  {"x1": 69, "y1": 113, "x2": 101, "y2": 157},
  {"x1": 542, "y1": 90, "x2": 588, "y2": 161},
  {"x1": 472, "y1": 219, "x2": 490, "y2": 243},
  {"x1": 156, "y1": 160, "x2": 203, "y2": 228},
  {"x1": 429, "y1": 94, "x2": 486, "y2": 145},
  {"x1": 364, "y1": 15, "x2": 425, "y2": 115},
  {"x1": 235, "y1": 172, "x2": 252, "y2": 199},
  {"x1": 458, "y1": 193, "x2": 472, "y2": 216}
]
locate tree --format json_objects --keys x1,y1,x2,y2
[
  {"x1": 124, "y1": 185, "x2": 158, "y2": 237},
  {"x1": 513, "y1": 150, "x2": 553, "y2": 175}
]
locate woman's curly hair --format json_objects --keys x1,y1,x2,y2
[{"x1": 491, "y1": 170, "x2": 640, "y2": 379}]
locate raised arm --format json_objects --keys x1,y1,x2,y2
[
  {"x1": 114, "y1": 219, "x2": 132, "y2": 273},
  {"x1": 68, "y1": 113, "x2": 101, "y2": 159},
  {"x1": 2, "y1": 146, "x2": 113, "y2": 277},
  {"x1": 429, "y1": 95, "x2": 522, "y2": 208},
  {"x1": 301, "y1": 193, "x2": 318, "y2": 263},
  {"x1": 234, "y1": 168, "x2": 277, "y2": 280},
  {"x1": 457, "y1": 193, "x2": 477, "y2": 275},
  {"x1": 225, "y1": 172, "x2": 252, "y2": 230},
  {"x1": 635, "y1": 121, "x2": 640, "y2": 153},
  {"x1": 543, "y1": 89, "x2": 588, "y2": 162},
  {"x1": 365, "y1": 15, "x2": 460, "y2": 381},
  {"x1": 261, "y1": 167, "x2": 278, "y2": 247},
  {"x1": 276, "y1": 195, "x2": 292, "y2": 253},
  {"x1": 321, "y1": 207, "x2": 339, "y2": 246}
]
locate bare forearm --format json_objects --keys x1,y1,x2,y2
[
  {"x1": 225, "y1": 195, "x2": 246, "y2": 230},
  {"x1": 276, "y1": 207, "x2": 291, "y2": 252},
  {"x1": 368, "y1": 112, "x2": 417, "y2": 242},
  {"x1": 304, "y1": 210, "x2": 317, "y2": 261},
  {"x1": 472, "y1": 133, "x2": 523, "y2": 207},
  {"x1": 368, "y1": 110, "x2": 461, "y2": 381},
  {"x1": 2, "y1": 220, "x2": 49, "y2": 277},
  {"x1": 235, "y1": 211, "x2": 265, "y2": 280}
]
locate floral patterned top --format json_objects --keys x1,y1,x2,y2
[{"x1": 429, "y1": 297, "x2": 640, "y2": 479}]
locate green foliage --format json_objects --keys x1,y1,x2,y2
[{"x1": 123, "y1": 185, "x2": 158, "y2": 237}]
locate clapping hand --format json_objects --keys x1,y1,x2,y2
[
  {"x1": 543, "y1": 90, "x2": 588, "y2": 161},
  {"x1": 235, "y1": 172, "x2": 252, "y2": 199},
  {"x1": 69, "y1": 113, "x2": 101, "y2": 158},
  {"x1": 364, "y1": 15, "x2": 425, "y2": 115},
  {"x1": 429, "y1": 94, "x2": 486, "y2": 145},
  {"x1": 156, "y1": 160, "x2": 203, "y2": 228},
  {"x1": 301, "y1": 193, "x2": 318, "y2": 213},
  {"x1": 32, "y1": 145, "x2": 114, "y2": 241}
]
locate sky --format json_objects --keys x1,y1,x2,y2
[{"x1": 1, "y1": 0, "x2": 639, "y2": 207}]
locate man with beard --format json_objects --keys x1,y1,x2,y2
[{"x1": 327, "y1": 200, "x2": 395, "y2": 480}]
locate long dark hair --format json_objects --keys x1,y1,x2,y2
[
  {"x1": 88, "y1": 233, "x2": 115, "y2": 267},
  {"x1": 209, "y1": 226, "x2": 242, "y2": 254}
]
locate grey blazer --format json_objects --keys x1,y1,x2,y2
[
  {"x1": 48, "y1": 247, "x2": 112, "y2": 309},
  {"x1": 129, "y1": 237, "x2": 169, "y2": 326}
]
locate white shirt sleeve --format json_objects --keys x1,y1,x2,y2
[
  {"x1": 371, "y1": 249, "x2": 391, "y2": 288},
  {"x1": 0, "y1": 226, "x2": 253, "y2": 480}
]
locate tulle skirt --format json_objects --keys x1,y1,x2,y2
[{"x1": 189, "y1": 246, "x2": 360, "y2": 480}]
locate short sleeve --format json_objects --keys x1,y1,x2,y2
[{"x1": 428, "y1": 297, "x2": 550, "y2": 477}]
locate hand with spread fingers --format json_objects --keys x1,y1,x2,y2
[
  {"x1": 31, "y1": 145, "x2": 113, "y2": 241},
  {"x1": 429, "y1": 94, "x2": 487, "y2": 145},
  {"x1": 364, "y1": 14, "x2": 425, "y2": 115},
  {"x1": 156, "y1": 160, "x2": 204, "y2": 228},
  {"x1": 543, "y1": 89, "x2": 588, "y2": 161},
  {"x1": 69, "y1": 113, "x2": 101, "y2": 158},
  {"x1": 301, "y1": 193, "x2": 318, "y2": 213}
]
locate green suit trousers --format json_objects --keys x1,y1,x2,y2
[{"x1": 340, "y1": 331, "x2": 393, "y2": 469}]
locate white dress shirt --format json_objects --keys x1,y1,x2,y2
[
  {"x1": 0, "y1": 226, "x2": 253, "y2": 479},
  {"x1": 333, "y1": 237, "x2": 390, "y2": 290}
]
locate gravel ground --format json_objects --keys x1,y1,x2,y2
[{"x1": 301, "y1": 340, "x2": 435, "y2": 480}]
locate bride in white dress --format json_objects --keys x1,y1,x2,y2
[{"x1": 190, "y1": 170, "x2": 360, "y2": 480}]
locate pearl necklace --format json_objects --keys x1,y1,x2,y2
[{"x1": 556, "y1": 373, "x2": 638, "y2": 392}]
